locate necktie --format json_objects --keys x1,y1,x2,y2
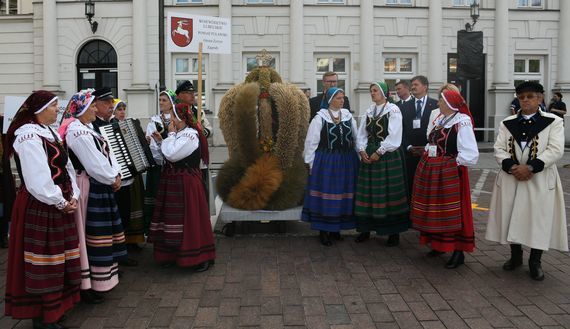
[{"x1": 415, "y1": 99, "x2": 423, "y2": 119}]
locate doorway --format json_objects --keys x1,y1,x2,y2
[{"x1": 77, "y1": 40, "x2": 118, "y2": 97}]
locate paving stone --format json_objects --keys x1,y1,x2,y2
[
  {"x1": 306, "y1": 315, "x2": 329, "y2": 329},
  {"x1": 408, "y1": 301, "x2": 438, "y2": 321},
  {"x1": 507, "y1": 316, "x2": 540, "y2": 329},
  {"x1": 343, "y1": 295, "x2": 368, "y2": 314},
  {"x1": 149, "y1": 307, "x2": 176, "y2": 327},
  {"x1": 435, "y1": 310, "x2": 470, "y2": 329},
  {"x1": 260, "y1": 315, "x2": 284, "y2": 329},
  {"x1": 392, "y1": 311, "x2": 421, "y2": 329},
  {"x1": 193, "y1": 307, "x2": 218, "y2": 327},
  {"x1": 303, "y1": 296, "x2": 325, "y2": 316},
  {"x1": 463, "y1": 317, "x2": 494, "y2": 329},
  {"x1": 349, "y1": 313, "x2": 376, "y2": 329},
  {"x1": 175, "y1": 299, "x2": 200, "y2": 317},
  {"x1": 420, "y1": 320, "x2": 447, "y2": 329},
  {"x1": 382, "y1": 294, "x2": 410, "y2": 312},
  {"x1": 488, "y1": 296, "x2": 523, "y2": 317},
  {"x1": 158, "y1": 290, "x2": 184, "y2": 308},
  {"x1": 325, "y1": 304, "x2": 351, "y2": 325},
  {"x1": 239, "y1": 306, "x2": 261, "y2": 326},
  {"x1": 168, "y1": 316, "x2": 194, "y2": 329},
  {"x1": 283, "y1": 305, "x2": 305, "y2": 326},
  {"x1": 366, "y1": 303, "x2": 394, "y2": 322},
  {"x1": 261, "y1": 296, "x2": 282, "y2": 315},
  {"x1": 518, "y1": 305, "x2": 558, "y2": 326},
  {"x1": 422, "y1": 293, "x2": 452, "y2": 311}
]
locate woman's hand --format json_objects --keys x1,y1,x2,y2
[
  {"x1": 62, "y1": 200, "x2": 77, "y2": 214},
  {"x1": 369, "y1": 152, "x2": 380, "y2": 163},
  {"x1": 359, "y1": 151, "x2": 371, "y2": 164},
  {"x1": 151, "y1": 131, "x2": 163, "y2": 143},
  {"x1": 111, "y1": 175, "x2": 122, "y2": 192},
  {"x1": 167, "y1": 119, "x2": 177, "y2": 133}
]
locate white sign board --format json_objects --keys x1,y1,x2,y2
[
  {"x1": 3, "y1": 96, "x2": 69, "y2": 134},
  {"x1": 167, "y1": 13, "x2": 231, "y2": 54}
]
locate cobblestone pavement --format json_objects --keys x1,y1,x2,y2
[{"x1": 1, "y1": 152, "x2": 570, "y2": 328}]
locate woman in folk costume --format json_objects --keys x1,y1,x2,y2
[
  {"x1": 411, "y1": 89, "x2": 479, "y2": 269},
  {"x1": 4, "y1": 91, "x2": 81, "y2": 329},
  {"x1": 486, "y1": 81, "x2": 567, "y2": 281},
  {"x1": 59, "y1": 90, "x2": 127, "y2": 302},
  {"x1": 144, "y1": 90, "x2": 176, "y2": 234},
  {"x1": 110, "y1": 99, "x2": 145, "y2": 253},
  {"x1": 354, "y1": 82, "x2": 409, "y2": 246},
  {"x1": 302, "y1": 87, "x2": 359, "y2": 246},
  {"x1": 148, "y1": 103, "x2": 215, "y2": 271}
]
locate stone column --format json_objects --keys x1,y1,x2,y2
[
  {"x1": 555, "y1": 0, "x2": 570, "y2": 91},
  {"x1": 427, "y1": 0, "x2": 443, "y2": 93},
  {"x1": 42, "y1": 0, "x2": 60, "y2": 91},
  {"x1": 213, "y1": 1, "x2": 233, "y2": 146},
  {"x1": 488, "y1": 1, "x2": 512, "y2": 141},
  {"x1": 132, "y1": 0, "x2": 148, "y2": 87},
  {"x1": 289, "y1": 0, "x2": 304, "y2": 85},
  {"x1": 125, "y1": 0, "x2": 154, "y2": 119},
  {"x1": 354, "y1": 0, "x2": 375, "y2": 117}
]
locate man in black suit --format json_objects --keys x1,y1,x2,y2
[
  {"x1": 401, "y1": 75, "x2": 438, "y2": 199},
  {"x1": 394, "y1": 80, "x2": 413, "y2": 108},
  {"x1": 92, "y1": 87, "x2": 115, "y2": 133},
  {"x1": 309, "y1": 71, "x2": 350, "y2": 120}
]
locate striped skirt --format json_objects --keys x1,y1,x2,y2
[
  {"x1": 302, "y1": 150, "x2": 359, "y2": 232},
  {"x1": 355, "y1": 147, "x2": 409, "y2": 235},
  {"x1": 149, "y1": 168, "x2": 216, "y2": 267},
  {"x1": 143, "y1": 165, "x2": 162, "y2": 235},
  {"x1": 85, "y1": 179, "x2": 127, "y2": 291},
  {"x1": 5, "y1": 188, "x2": 81, "y2": 323},
  {"x1": 411, "y1": 156, "x2": 475, "y2": 252}
]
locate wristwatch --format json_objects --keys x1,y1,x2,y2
[{"x1": 527, "y1": 164, "x2": 534, "y2": 173}]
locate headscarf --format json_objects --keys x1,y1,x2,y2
[
  {"x1": 112, "y1": 98, "x2": 126, "y2": 114},
  {"x1": 5, "y1": 90, "x2": 57, "y2": 159},
  {"x1": 320, "y1": 87, "x2": 344, "y2": 109},
  {"x1": 174, "y1": 103, "x2": 209, "y2": 165},
  {"x1": 440, "y1": 89, "x2": 475, "y2": 128},
  {"x1": 160, "y1": 90, "x2": 177, "y2": 113},
  {"x1": 58, "y1": 89, "x2": 96, "y2": 140},
  {"x1": 370, "y1": 81, "x2": 390, "y2": 99}
]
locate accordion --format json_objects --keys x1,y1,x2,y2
[{"x1": 99, "y1": 118, "x2": 156, "y2": 180}]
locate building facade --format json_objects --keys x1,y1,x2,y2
[{"x1": 0, "y1": 0, "x2": 568, "y2": 144}]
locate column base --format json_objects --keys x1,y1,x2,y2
[
  {"x1": 124, "y1": 87, "x2": 155, "y2": 127},
  {"x1": 487, "y1": 86, "x2": 515, "y2": 142}
]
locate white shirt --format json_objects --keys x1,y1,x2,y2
[
  {"x1": 146, "y1": 115, "x2": 165, "y2": 165},
  {"x1": 356, "y1": 102, "x2": 402, "y2": 155},
  {"x1": 65, "y1": 119, "x2": 120, "y2": 185},
  {"x1": 160, "y1": 126, "x2": 200, "y2": 163},
  {"x1": 303, "y1": 108, "x2": 358, "y2": 169},
  {"x1": 13, "y1": 124, "x2": 80, "y2": 209},
  {"x1": 425, "y1": 112, "x2": 479, "y2": 167}
]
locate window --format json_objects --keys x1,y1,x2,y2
[
  {"x1": 246, "y1": 0, "x2": 273, "y2": 3},
  {"x1": 243, "y1": 52, "x2": 279, "y2": 74},
  {"x1": 1, "y1": 0, "x2": 19, "y2": 14},
  {"x1": 173, "y1": 55, "x2": 209, "y2": 112},
  {"x1": 314, "y1": 55, "x2": 349, "y2": 94},
  {"x1": 452, "y1": 0, "x2": 475, "y2": 6},
  {"x1": 517, "y1": 0, "x2": 542, "y2": 8},
  {"x1": 383, "y1": 54, "x2": 416, "y2": 101},
  {"x1": 386, "y1": 0, "x2": 412, "y2": 5},
  {"x1": 176, "y1": 0, "x2": 204, "y2": 3},
  {"x1": 513, "y1": 56, "x2": 543, "y2": 87},
  {"x1": 318, "y1": 0, "x2": 345, "y2": 3}
]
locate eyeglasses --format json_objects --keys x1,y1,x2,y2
[
  {"x1": 517, "y1": 94, "x2": 537, "y2": 100},
  {"x1": 323, "y1": 80, "x2": 338, "y2": 84}
]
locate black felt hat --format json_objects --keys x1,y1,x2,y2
[
  {"x1": 93, "y1": 87, "x2": 114, "y2": 100},
  {"x1": 515, "y1": 81, "x2": 544, "y2": 95},
  {"x1": 175, "y1": 80, "x2": 195, "y2": 94}
]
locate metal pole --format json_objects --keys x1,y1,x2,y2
[{"x1": 158, "y1": 0, "x2": 166, "y2": 91}]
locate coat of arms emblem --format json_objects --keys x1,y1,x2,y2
[{"x1": 171, "y1": 17, "x2": 193, "y2": 47}]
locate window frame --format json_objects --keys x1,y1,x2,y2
[
  {"x1": 382, "y1": 53, "x2": 417, "y2": 100},
  {"x1": 243, "y1": 52, "x2": 280, "y2": 75},
  {"x1": 172, "y1": 54, "x2": 210, "y2": 113},
  {"x1": 175, "y1": 0, "x2": 204, "y2": 4},
  {"x1": 452, "y1": 0, "x2": 476, "y2": 6},
  {"x1": 313, "y1": 54, "x2": 350, "y2": 95},
  {"x1": 245, "y1": 0, "x2": 274, "y2": 4},
  {"x1": 317, "y1": 0, "x2": 346, "y2": 4},
  {"x1": 517, "y1": 0, "x2": 543, "y2": 9},
  {"x1": 513, "y1": 55, "x2": 544, "y2": 87},
  {"x1": 385, "y1": 0, "x2": 412, "y2": 6}
]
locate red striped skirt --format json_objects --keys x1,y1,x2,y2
[
  {"x1": 5, "y1": 188, "x2": 81, "y2": 323},
  {"x1": 411, "y1": 155, "x2": 462, "y2": 233}
]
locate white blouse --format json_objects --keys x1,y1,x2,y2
[
  {"x1": 356, "y1": 102, "x2": 402, "y2": 154},
  {"x1": 303, "y1": 108, "x2": 359, "y2": 169},
  {"x1": 426, "y1": 112, "x2": 479, "y2": 167},
  {"x1": 160, "y1": 126, "x2": 200, "y2": 163},
  {"x1": 13, "y1": 124, "x2": 80, "y2": 209},
  {"x1": 65, "y1": 119, "x2": 120, "y2": 185},
  {"x1": 146, "y1": 115, "x2": 165, "y2": 165}
]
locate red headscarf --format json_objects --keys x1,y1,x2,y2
[
  {"x1": 174, "y1": 103, "x2": 209, "y2": 165},
  {"x1": 441, "y1": 89, "x2": 475, "y2": 129},
  {"x1": 4, "y1": 90, "x2": 57, "y2": 160}
]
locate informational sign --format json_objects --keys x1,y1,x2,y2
[
  {"x1": 167, "y1": 13, "x2": 231, "y2": 54},
  {"x1": 3, "y1": 96, "x2": 69, "y2": 133}
]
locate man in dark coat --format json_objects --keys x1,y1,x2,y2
[
  {"x1": 309, "y1": 71, "x2": 350, "y2": 120},
  {"x1": 92, "y1": 87, "x2": 115, "y2": 133},
  {"x1": 401, "y1": 75, "x2": 438, "y2": 200}
]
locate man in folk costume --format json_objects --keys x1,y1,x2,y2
[{"x1": 486, "y1": 81, "x2": 567, "y2": 281}]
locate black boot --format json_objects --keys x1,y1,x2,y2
[
  {"x1": 445, "y1": 250, "x2": 465, "y2": 269},
  {"x1": 529, "y1": 248, "x2": 545, "y2": 281},
  {"x1": 503, "y1": 244, "x2": 523, "y2": 271},
  {"x1": 194, "y1": 260, "x2": 214, "y2": 272},
  {"x1": 330, "y1": 232, "x2": 343, "y2": 241},
  {"x1": 319, "y1": 231, "x2": 332, "y2": 246},
  {"x1": 80, "y1": 289, "x2": 104, "y2": 304},
  {"x1": 426, "y1": 250, "x2": 444, "y2": 257},
  {"x1": 355, "y1": 232, "x2": 370, "y2": 243},
  {"x1": 0, "y1": 233, "x2": 7, "y2": 249},
  {"x1": 386, "y1": 234, "x2": 400, "y2": 247},
  {"x1": 33, "y1": 318, "x2": 68, "y2": 329}
]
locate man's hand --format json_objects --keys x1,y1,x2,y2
[
  {"x1": 111, "y1": 175, "x2": 122, "y2": 192},
  {"x1": 511, "y1": 164, "x2": 534, "y2": 181}
]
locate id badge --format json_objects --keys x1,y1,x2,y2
[
  {"x1": 413, "y1": 119, "x2": 421, "y2": 129},
  {"x1": 428, "y1": 145, "x2": 437, "y2": 158}
]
